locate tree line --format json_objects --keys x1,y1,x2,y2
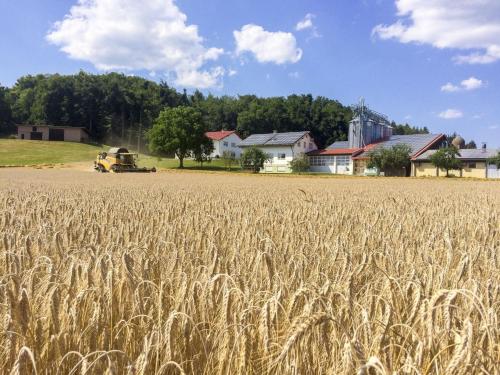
[{"x1": 0, "y1": 72, "x2": 431, "y2": 150}]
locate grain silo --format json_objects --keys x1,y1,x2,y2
[{"x1": 348, "y1": 98, "x2": 392, "y2": 149}]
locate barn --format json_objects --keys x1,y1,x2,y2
[
  {"x1": 17, "y1": 125, "x2": 90, "y2": 143},
  {"x1": 412, "y1": 148, "x2": 500, "y2": 179}
]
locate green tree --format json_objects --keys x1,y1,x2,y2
[
  {"x1": 240, "y1": 147, "x2": 271, "y2": 173},
  {"x1": 192, "y1": 142, "x2": 214, "y2": 168},
  {"x1": 429, "y1": 147, "x2": 462, "y2": 177},
  {"x1": 464, "y1": 140, "x2": 477, "y2": 149},
  {"x1": 221, "y1": 150, "x2": 237, "y2": 171},
  {"x1": 487, "y1": 152, "x2": 500, "y2": 168},
  {"x1": 367, "y1": 144, "x2": 412, "y2": 176},
  {"x1": 0, "y1": 85, "x2": 13, "y2": 135},
  {"x1": 148, "y1": 106, "x2": 209, "y2": 168},
  {"x1": 391, "y1": 122, "x2": 429, "y2": 135},
  {"x1": 290, "y1": 153, "x2": 310, "y2": 174}
]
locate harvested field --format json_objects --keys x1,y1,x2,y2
[{"x1": 0, "y1": 169, "x2": 499, "y2": 374}]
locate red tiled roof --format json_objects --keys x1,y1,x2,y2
[
  {"x1": 307, "y1": 148, "x2": 363, "y2": 156},
  {"x1": 205, "y1": 130, "x2": 237, "y2": 141}
]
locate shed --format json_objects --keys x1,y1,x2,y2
[{"x1": 17, "y1": 125, "x2": 90, "y2": 143}]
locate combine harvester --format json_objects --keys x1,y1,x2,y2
[{"x1": 94, "y1": 147, "x2": 156, "y2": 173}]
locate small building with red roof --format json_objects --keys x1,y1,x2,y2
[
  {"x1": 205, "y1": 130, "x2": 242, "y2": 158},
  {"x1": 308, "y1": 142, "x2": 363, "y2": 174}
]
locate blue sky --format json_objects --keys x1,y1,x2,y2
[{"x1": 1, "y1": 0, "x2": 499, "y2": 146}]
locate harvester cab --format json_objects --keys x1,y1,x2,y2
[{"x1": 94, "y1": 147, "x2": 156, "y2": 173}]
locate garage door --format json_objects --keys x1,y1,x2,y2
[
  {"x1": 487, "y1": 165, "x2": 500, "y2": 179},
  {"x1": 49, "y1": 128, "x2": 65, "y2": 141},
  {"x1": 30, "y1": 132, "x2": 43, "y2": 140}
]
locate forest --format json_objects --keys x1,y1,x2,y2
[{"x1": 0, "y1": 72, "x2": 429, "y2": 149}]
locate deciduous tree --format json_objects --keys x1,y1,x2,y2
[
  {"x1": 290, "y1": 153, "x2": 310, "y2": 174},
  {"x1": 240, "y1": 147, "x2": 271, "y2": 173},
  {"x1": 367, "y1": 144, "x2": 412, "y2": 176},
  {"x1": 430, "y1": 147, "x2": 462, "y2": 177},
  {"x1": 148, "y1": 106, "x2": 209, "y2": 168}
]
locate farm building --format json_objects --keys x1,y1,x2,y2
[
  {"x1": 238, "y1": 131, "x2": 318, "y2": 173},
  {"x1": 205, "y1": 130, "x2": 242, "y2": 159},
  {"x1": 308, "y1": 141, "x2": 362, "y2": 175},
  {"x1": 412, "y1": 147, "x2": 500, "y2": 178},
  {"x1": 309, "y1": 100, "x2": 445, "y2": 175},
  {"x1": 354, "y1": 134, "x2": 446, "y2": 176},
  {"x1": 17, "y1": 125, "x2": 89, "y2": 142}
]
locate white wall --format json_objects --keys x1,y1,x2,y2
[
  {"x1": 263, "y1": 146, "x2": 295, "y2": 165},
  {"x1": 239, "y1": 133, "x2": 318, "y2": 173},
  {"x1": 210, "y1": 133, "x2": 242, "y2": 158},
  {"x1": 309, "y1": 155, "x2": 354, "y2": 175},
  {"x1": 262, "y1": 134, "x2": 317, "y2": 165},
  {"x1": 487, "y1": 164, "x2": 500, "y2": 179},
  {"x1": 292, "y1": 133, "x2": 318, "y2": 155}
]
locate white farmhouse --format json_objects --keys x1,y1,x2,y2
[
  {"x1": 205, "y1": 130, "x2": 242, "y2": 158},
  {"x1": 238, "y1": 131, "x2": 318, "y2": 173}
]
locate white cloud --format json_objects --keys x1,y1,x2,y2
[
  {"x1": 489, "y1": 125, "x2": 499, "y2": 130},
  {"x1": 461, "y1": 77, "x2": 484, "y2": 90},
  {"x1": 296, "y1": 13, "x2": 321, "y2": 39},
  {"x1": 441, "y1": 83, "x2": 460, "y2": 93},
  {"x1": 234, "y1": 24, "x2": 302, "y2": 65},
  {"x1": 175, "y1": 67, "x2": 225, "y2": 89},
  {"x1": 228, "y1": 69, "x2": 237, "y2": 77},
  {"x1": 439, "y1": 109, "x2": 464, "y2": 119},
  {"x1": 296, "y1": 14, "x2": 314, "y2": 31},
  {"x1": 372, "y1": 0, "x2": 500, "y2": 64},
  {"x1": 288, "y1": 71, "x2": 300, "y2": 79},
  {"x1": 441, "y1": 77, "x2": 484, "y2": 92},
  {"x1": 47, "y1": 0, "x2": 225, "y2": 89}
]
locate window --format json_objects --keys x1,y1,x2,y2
[
  {"x1": 223, "y1": 141, "x2": 228, "y2": 147},
  {"x1": 32, "y1": 126, "x2": 37, "y2": 132},
  {"x1": 309, "y1": 156, "x2": 334, "y2": 166},
  {"x1": 278, "y1": 153, "x2": 286, "y2": 160},
  {"x1": 468, "y1": 162, "x2": 476, "y2": 169},
  {"x1": 231, "y1": 142, "x2": 236, "y2": 147},
  {"x1": 336, "y1": 155, "x2": 350, "y2": 166}
]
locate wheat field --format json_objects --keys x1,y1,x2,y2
[{"x1": 0, "y1": 169, "x2": 498, "y2": 374}]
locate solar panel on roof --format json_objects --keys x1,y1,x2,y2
[
  {"x1": 358, "y1": 134, "x2": 441, "y2": 158},
  {"x1": 415, "y1": 148, "x2": 499, "y2": 160},
  {"x1": 328, "y1": 141, "x2": 349, "y2": 149},
  {"x1": 239, "y1": 131, "x2": 309, "y2": 146}
]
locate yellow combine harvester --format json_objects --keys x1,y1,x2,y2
[{"x1": 94, "y1": 147, "x2": 156, "y2": 173}]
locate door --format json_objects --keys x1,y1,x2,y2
[
  {"x1": 30, "y1": 132, "x2": 43, "y2": 140},
  {"x1": 49, "y1": 128, "x2": 65, "y2": 141}
]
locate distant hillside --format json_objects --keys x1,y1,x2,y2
[
  {"x1": 0, "y1": 139, "x2": 233, "y2": 170},
  {"x1": 0, "y1": 139, "x2": 106, "y2": 166}
]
